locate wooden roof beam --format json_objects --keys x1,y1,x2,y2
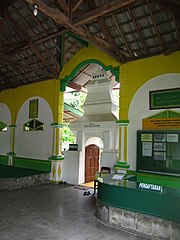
[
  {"x1": 71, "y1": 0, "x2": 85, "y2": 14},
  {"x1": 151, "y1": 0, "x2": 180, "y2": 16},
  {"x1": 147, "y1": 0, "x2": 164, "y2": 51},
  {"x1": 7, "y1": 28, "x2": 67, "y2": 56},
  {"x1": 0, "y1": 53, "x2": 56, "y2": 78},
  {"x1": 73, "y1": 0, "x2": 139, "y2": 26},
  {"x1": 68, "y1": 81, "x2": 82, "y2": 92},
  {"x1": 110, "y1": 14, "x2": 134, "y2": 58},
  {"x1": 128, "y1": 7, "x2": 148, "y2": 54},
  {"x1": 54, "y1": 0, "x2": 68, "y2": 15},
  {"x1": 24, "y1": 0, "x2": 123, "y2": 63},
  {"x1": 87, "y1": 0, "x2": 128, "y2": 59},
  {"x1": 5, "y1": 11, "x2": 58, "y2": 77}
]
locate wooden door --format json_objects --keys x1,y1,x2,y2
[{"x1": 85, "y1": 144, "x2": 99, "y2": 183}]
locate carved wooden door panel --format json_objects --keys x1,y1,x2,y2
[{"x1": 85, "y1": 144, "x2": 99, "y2": 182}]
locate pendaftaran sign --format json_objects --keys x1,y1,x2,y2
[
  {"x1": 143, "y1": 118, "x2": 180, "y2": 130},
  {"x1": 138, "y1": 182, "x2": 163, "y2": 193}
]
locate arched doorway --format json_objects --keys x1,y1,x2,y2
[{"x1": 85, "y1": 144, "x2": 99, "y2": 183}]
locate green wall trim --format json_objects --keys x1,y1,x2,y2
[
  {"x1": 60, "y1": 59, "x2": 120, "y2": 92},
  {"x1": 14, "y1": 157, "x2": 51, "y2": 172},
  {"x1": 0, "y1": 155, "x2": 9, "y2": 165},
  {"x1": 9, "y1": 125, "x2": 17, "y2": 128},
  {"x1": 117, "y1": 120, "x2": 129, "y2": 126},
  {"x1": 49, "y1": 155, "x2": 64, "y2": 160},
  {"x1": 64, "y1": 103, "x2": 84, "y2": 117},
  {"x1": 51, "y1": 123, "x2": 64, "y2": 128},
  {"x1": 114, "y1": 162, "x2": 130, "y2": 169},
  {"x1": 66, "y1": 32, "x2": 88, "y2": 47},
  {"x1": 7, "y1": 152, "x2": 16, "y2": 156}
]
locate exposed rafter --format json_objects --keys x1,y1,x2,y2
[
  {"x1": 71, "y1": 0, "x2": 85, "y2": 14},
  {"x1": 73, "y1": 0, "x2": 139, "y2": 26},
  {"x1": 147, "y1": 0, "x2": 164, "y2": 51},
  {"x1": 5, "y1": 10, "x2": 58, "y2": 76},
  {"x1": 54, "y1": 0, "x2": 68, "y2": 15},
  {"x1": 0, "y1": 53, "x2": 56, "y2": 78},
  {"x1": 128, "y1": 6, "x2": 148, "y2": 54},
  {"x1": 0, "y1": 0, "x2": 179, "y2": 92},
  {"x1": 151, "y1": 0, "x2": 180, "y2": 16},
  {"x1": 24, "y1": 0, "x2": 123, "y2": 63},
  {"x1": 87, "y1": 0, "x2": 129, "y2": 59}
]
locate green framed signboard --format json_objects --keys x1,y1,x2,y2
[
  {"x1": 29, "y1": 99, "x2": 38, "y2": 118},
  {"x1": 149, "y1": 88, "x2": 180, "y2": 110}
]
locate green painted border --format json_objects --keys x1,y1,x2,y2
[
  {"x1": 49, "y1": 155, "x2": 64, "y2": 160},
  {"x1": 7, "y1": 152, "x2": 16, "y2": 156},
  {"x1": 0, "y1": 155, "x2": 9, "y2": 165},
  {"x1": 60, "y1": 59, "x2": 120, "y2": 92},
  {"x1": 66, "y1": 32, "x2": 88, "y2": 47},
  {"x1": 117, "y1": 120, "x2": 129, "y2": 126},
  {"x1": 14, "y1": 157, "x2": 51, "y2": 172},
  {"x1": 9, "y1": 125, "x2": 17, "y2": 128},
  {"x1": 114, "y1": 162, "x2": 130, "y2": 169}
]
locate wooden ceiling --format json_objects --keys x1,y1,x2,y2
[{"x1": 0, "y1": 0, "x2": 179, "y2": 92}]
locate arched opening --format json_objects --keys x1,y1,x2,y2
[{"x1": 62, "y1": 60, "x2": 119, "y2": 186}]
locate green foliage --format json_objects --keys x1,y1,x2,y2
[
  {"x1": 62, "y1": 124, "x2": 75, "y2": 143},
  {"x1": 64, "y1": 91, "x2": 86, "y2": 112}
]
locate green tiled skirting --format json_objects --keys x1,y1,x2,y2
[
  {"x1": 14, "y1": 157, "x2": 51, "y2": 172},
  {"x1": 0, "y1": 155, "x2": 9, "y2": 165}
]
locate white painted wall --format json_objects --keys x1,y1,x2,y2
[
  {"x1": 0, "y1": 103, "x2": 11, "y2": 155},
  {"x1": 61, "y1": 151, "x2": 80, "y2": 184},
  {"x1": 15, "y1": 97, "x2": 53, "y2": 159},
  {"x1": 63, "y1": 121, "x2": 119, "y2": 184},
  {"x1": 128, "y1": 73, "x2": 180, "y2": 170}
]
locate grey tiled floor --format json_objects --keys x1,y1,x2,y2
[{"x1": 0, "y1": 184, "x2": 150, "y2": 240}]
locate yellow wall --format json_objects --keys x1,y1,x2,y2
[
  {"x1": 0, "y1": 79, "x2": 62, "y2": 124},
  {"x1": 120, "y1": 51, "x2": 180, "y2": 120},
  {"x1": 1, "y1": 46, "x2": 179, "y2": 127},
  {"x1": 60, "y1": 44, "x2": 119, "y2": 80}
]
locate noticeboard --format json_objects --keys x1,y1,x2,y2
[{"x1": 137, "y1": 130, "x2": 180, "y2": 176}]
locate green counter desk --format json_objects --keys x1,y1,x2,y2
[{"x1": 96, "y1": 174, "x2": 180, "y2": 239}]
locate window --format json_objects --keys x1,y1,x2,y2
[
  {"x1": 24, "y1": 119, "x2": 44, "y2": 131},
  {"x1": 0, "y1": 121, "x2": 7, "y2": 132}
]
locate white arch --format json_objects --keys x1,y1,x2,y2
[
  {"x1": 0, "y1": 103, "x2": 11, "y2": 155},
  {"x1": 128, "y1": 73, "x2": 180, "y2": 170},
  {"x1": 85, "y1": 136, "x2": 104, "y2": 149},
  {"x1": 15, "y1": 96, "x2": 53, "y2": 159}
]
